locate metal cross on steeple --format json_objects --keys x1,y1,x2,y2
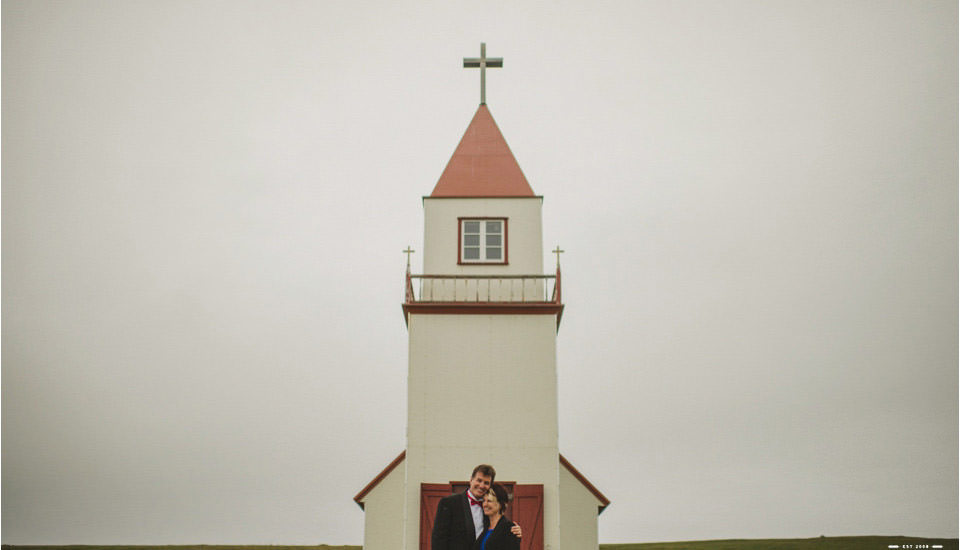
[
  {"x1": 552, "y1": 246, "x2": 565, "y2": 268},
  {"x1": 403, "y1": 246, "x2": 415, "y2": 268},
  {"x1": 463, "y1": 42, "x2": 503, "y2": 105}
]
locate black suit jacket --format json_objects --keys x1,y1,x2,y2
[
  {"x1": 473, "y1": 517, "x2": 520, "y2": 550},
  {"x1": 431, "y1": 491, "x2": 487, "y2": 550}
]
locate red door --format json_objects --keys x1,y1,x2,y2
[
  {"x1": 420, "y1": 482, "x2": 544, "y2": 550},
  {"x1": 511, "y1": 484, "x2": 544, "y2": 550},
  {"x1": 420, "y1": 483, "x2": 452, "y2": 550}
]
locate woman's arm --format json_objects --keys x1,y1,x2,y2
[{"x1": 507, "y1": 522, "x2": 521, "y2": 550}]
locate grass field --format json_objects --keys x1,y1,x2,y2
[
  {"x1": 600, "y1": 536, "x2": 958, "y2": 549},
  {"x1": 3, "y1": 538, "x2": 957, "y2": 550}
]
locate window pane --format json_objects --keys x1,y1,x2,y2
[
  {"x1": 485, "y1": 234, "x2": 501, "y2": 246},
  {"x1": 464, "y1": 235, "x2": 480, "y2": 246},
  {"x1": 486, "y1": 221, "x2": 501, "y2": 233},
  {"x1": 486, "y1": 247, "x2": 501, "y2": 260},
  {"x1": 463, "y1": 247, "x2": 480, "y2": 260},
  {"x1": 464, "y1": 221, "x2": 480, "y2": 233}
]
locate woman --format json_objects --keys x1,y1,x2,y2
[{"x1": 474, "y1": 483, "x2": 520, "y2": 550}]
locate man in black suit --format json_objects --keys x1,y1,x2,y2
[{"x1": 430, "y1": 464, "x2": 521, "y2": 550}]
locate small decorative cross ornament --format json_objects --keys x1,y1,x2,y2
[
  {"x1": 463, "y1": 42, "x2": 503, "y2": 105},
  {"x1": 403, "y1": 246, "x2": 415, "y2": 268},
  {"x1": 552, "y1": 246, "x2": 565, "y2": 267}
]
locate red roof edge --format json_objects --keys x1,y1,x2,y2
[
  {"x1": 353, "y1": 450, "x2": 406, "y2": 509},
  {"x1": 353, "y1": 451, "x2": 609, "y2": 514},
  {"x1": 559, "y1": 453, "x2": 611, "y2": 514}
]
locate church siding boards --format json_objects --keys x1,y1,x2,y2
[
  {"x1": 405, "y1": 312, "x2": 560, "y2": 549},
  {"x1": 422, "y1": 198, "x2": 543, "y2": 275},
  {"x1": 559, "y1": 463, "x2": 604, "y2": 549},
  {"x1": 357, "y1": 457, "x2": 405, "y2": 550}
]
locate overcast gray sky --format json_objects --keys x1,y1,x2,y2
[{"x1": 3, "y1": 0, "x2": 957, "y2": 545}]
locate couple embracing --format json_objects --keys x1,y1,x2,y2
[{"x1": 431, "y1": 464, "x2": 523, "y2": 550}]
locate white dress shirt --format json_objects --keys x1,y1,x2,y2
[{"x1": 467, "y1": 491, "x2": 484, "y2": 538}]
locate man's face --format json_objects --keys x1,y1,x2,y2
[{"x1": 468, "y1": 472, "x2": 492, "y2": 499}]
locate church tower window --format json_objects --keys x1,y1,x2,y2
[{"x1": 459, "y1": 218, "x2": 506, "y2": 264}]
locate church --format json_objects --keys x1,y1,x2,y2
[{"x1": 353, "y1": 44, "x2": 609, "y2": 550}]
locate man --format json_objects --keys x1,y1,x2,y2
[{"x1": 431, "y1": 464, "x2": 521, "y2": 550}]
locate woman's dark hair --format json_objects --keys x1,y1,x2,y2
[{"x1": 488, "y1": 483, "x2": 510, "y2": 516}]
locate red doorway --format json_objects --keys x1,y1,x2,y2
[{"x1": 420, "y1": 482, "x2": 543, "y2": 550}]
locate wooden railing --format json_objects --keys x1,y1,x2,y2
[{"x1": 405, "y1": 270, "x2": 561, "y2": 304}]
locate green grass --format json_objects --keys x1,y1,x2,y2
[
  {"x1": 0, "y1": 547, "x2": 360, "y2": 550},
  {"x1": 2, "y1": 538, "x2": 957, "y2": 550},
  {"x1": 600, "y1": 537, "x2": 958, "y2": 550}
]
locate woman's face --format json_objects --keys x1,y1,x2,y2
[{"x1": 482, "y1": 492, "x2": 501, "y2": 517}]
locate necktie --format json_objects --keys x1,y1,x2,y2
[{"x1": 469, "y1": 495, "x2": 482, "y2": 507}]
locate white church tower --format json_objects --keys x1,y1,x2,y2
[{"x1": 354, "y1": 44, "x2": 608, "y2": 550}]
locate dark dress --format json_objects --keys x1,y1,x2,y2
[
  {"x1": 432, "y1": 491, "x2": 487, "y2": 550},
  {"x1": 473, "y1": 517, "x2": 520, "y2": 550}
]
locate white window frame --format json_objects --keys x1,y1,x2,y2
[{"x1": 459, "y1": 218, "x2": 507, "y2": 264}]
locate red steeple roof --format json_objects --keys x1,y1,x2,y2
[{"x1": 430, "y1": 105, "x2": 535, "y2": 197}]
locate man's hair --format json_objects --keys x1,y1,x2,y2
[
  {"x1": 488, "y1": 483, "x2": 510, "y2": 516},
  {"x1": 471, "y1": 464, "x2": 496, "y2": 482}
]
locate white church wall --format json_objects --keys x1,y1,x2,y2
[
  {"x1": 407, "y1": 314, "x2": 558, "y2": 447},
  {"x1": 559, "y1": 463, "x2": 601, "y2": 550},
  {"x1": 422, "y1": 197, "x2": 544, "y2": 275},
  {"x1": 405, "y1": 312, "x2": 560, "y2": 550},
  {"x1": 359, "y1": 460, "x2": 405, "y2": 550}
]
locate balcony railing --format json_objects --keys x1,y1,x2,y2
[{"x1": 405, "y1": 270, "x2": 561, "y2": 304}]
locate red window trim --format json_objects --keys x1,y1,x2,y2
[{"x1": 458, "y1": 217, "x2": 508, "y2": 265}]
